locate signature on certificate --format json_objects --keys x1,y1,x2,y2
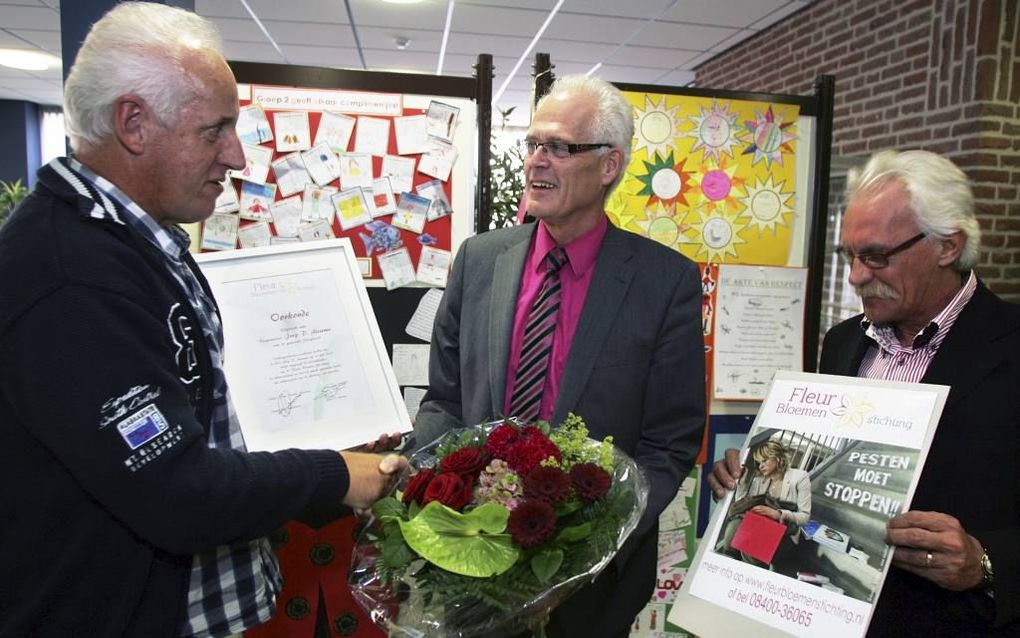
[
  {"x1": 270, "y1": 390, "x2": 308, "y2": 417},
  {"x1": 315, "y1": 381, "x2": 347, "y2": 401}
]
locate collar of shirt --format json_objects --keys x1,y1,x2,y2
[
  {"x1": 64, "y1": 157, "x2": 191, "y2": 261},
  {"x1": 861, "y1": 270, "x2": 977, "y2": 355},
  {"x1": 532, "y1": 214, "x2": 607, "y2": 277}
]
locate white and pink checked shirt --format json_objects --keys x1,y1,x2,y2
[{"x1": 858, "y1": 272, "x2": 977, "y2": 382}]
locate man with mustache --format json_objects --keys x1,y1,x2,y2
[
  {"x1": 0, "y1": 4, "x2": 404, "y2": 636},
  {"x1": 710, "y1": 150, "x2": 1020, "y2": 636},
  {"x1": 414, "y1": 75, "x2": 705, "y2": 637}
]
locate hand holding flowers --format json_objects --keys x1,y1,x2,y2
[{"x1": 350, "y1": 414, "x2": 648, "y2": 637}]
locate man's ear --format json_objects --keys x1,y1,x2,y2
[
  {"x1": 601, "y1": 147, "x2": 623, "y2": 187},
  {"x1": 936, "y1": 230, "x2": 965, "y2": 267},
  {"x1": 112, "y1": 95, "x2": 149, "y2": 155}
]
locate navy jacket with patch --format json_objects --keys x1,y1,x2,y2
[{"x1": 0, "y1": 161, "x2": 351, "y2": 637}]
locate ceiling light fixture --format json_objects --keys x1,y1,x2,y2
[
  {"x1": 238, "y1": 0, "x2": 289, "y2": 64},
  {"x1": 0, "y1": 48, "x2": 60, "y2": 71},
  {"x1": 436, "y1": 0, "x2": 455, "y2": 75},
  {"x1": 344, "y1": 0, "x2": 368, "y2": 69},
  {"x1": 493, "y1": 0, "x2": 564, "y2": 103},
  {"x1": 395, "y1": 37, "x2": 411, "y2": 50}
]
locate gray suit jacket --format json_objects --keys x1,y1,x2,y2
[{"x1": 415, "y1": 221, "x2": 705, "y2": 635}]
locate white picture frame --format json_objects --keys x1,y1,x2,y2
[{"x1": 195, "y1": 239, "x2": 411, "y2": 451}]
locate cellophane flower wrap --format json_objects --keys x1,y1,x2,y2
[{"x1": 350, "y1": 414, "x2": 648, "y2": 637}]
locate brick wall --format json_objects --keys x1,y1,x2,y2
[{"x1": 694, "y1": 0, "x2": 1020, "y2": 300}]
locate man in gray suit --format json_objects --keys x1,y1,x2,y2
[{"x1": 414, "y1": 75, "x2": 706, "y2": 637}]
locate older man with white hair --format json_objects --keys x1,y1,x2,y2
[
  {"x1": 415, "y1": 75, "x2": 706, "y2": 637},
  {"x1": 711, "y1": 150, "x2": 1020, "y2": 636},
  {"x1": 0, "y1": 4, "x2": 404, "y2": 637}
]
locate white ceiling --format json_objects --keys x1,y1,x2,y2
[{"x1": 0, "y1": 0, "x2": 813, "y2": 126}]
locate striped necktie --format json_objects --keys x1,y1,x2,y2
[{"x1": 509, "y1": 246, "x2": 568, "y2": 423}]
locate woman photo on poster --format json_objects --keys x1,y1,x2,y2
[{"x1": 716, "y1": 438, "x2": 812, "y2": 572}]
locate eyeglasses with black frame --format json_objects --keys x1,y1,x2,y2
[
  {"x1": 837, "y1": 232, "x2": 927, "y2": 269},
  {"x1": 518, "y1": 139, "x2": 612, "y2": 159}
]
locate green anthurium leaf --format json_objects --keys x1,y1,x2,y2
[
  {"x1": 531, "y1": 547, "x2": 564, "y2": 583},
  {"x1": 398, "y1": 502, "x2": 519, "y2": 577},
  {"x1": 372, "y1": 496, "x2": 406, "y2": 521},
  {"x1": 555, "y1": 521, "x2": 593, "y2": 543}
]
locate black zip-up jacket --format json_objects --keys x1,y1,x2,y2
[{"x1": 0, "y1": 159, "x2": 350, "y2": 637}]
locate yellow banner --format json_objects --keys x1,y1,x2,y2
[{"x1": 609, "y1": 92, "x2": 799, "y2": 266}]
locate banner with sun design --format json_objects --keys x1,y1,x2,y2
[{"x1": 609, "y1": 93, "x2": 798, "y2": 266}]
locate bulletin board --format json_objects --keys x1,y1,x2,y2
[{"x1": 193, "y1": 59, "x2": 492, "y2": 293}]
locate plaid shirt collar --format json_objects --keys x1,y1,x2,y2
[{"x1": 57, "y1": 157, "x2": 192, "y2": 260}]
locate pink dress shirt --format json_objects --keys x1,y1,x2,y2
[{"x1": 503, "y1": 216, "x2": 608, "y2": 420}]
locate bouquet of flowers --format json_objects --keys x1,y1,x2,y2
[{"x1": 349, "y1": 414, "x2": 648, "y2": 637}]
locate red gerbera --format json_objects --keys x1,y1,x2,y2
[
  {"x1": 505, "y1": 432, "x2": 561, "y2": 475},
  {"x1": 523, "y1": 465, "x2": 572, "y2": 504},
  {"x1": 402, "y1": 467, "x2": 435, "y2": 506},
  {"x1": 485, "y1": 424, "x2": 520, "y2": 459},
  {"x1": 507, "y1": 499, "x2": 557, "y2": 548},
  {"x1": 569, "y1": 463, "x2": 612, "y2": 502},
  {"x1": 519, "y1": 425, "x2": 544, "y2": 439}
]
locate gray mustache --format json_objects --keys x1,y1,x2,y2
[{"x1": 854, "y1": 282, "x2": 899, "y2": 299}]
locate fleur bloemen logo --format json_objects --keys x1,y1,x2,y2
[{"x1": 829, "y1": 393, "x2": 874, "y2": 429}]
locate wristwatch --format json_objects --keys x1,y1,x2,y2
[{"x1": 980, "y1": 548, "x2": 994, "y2": 587}]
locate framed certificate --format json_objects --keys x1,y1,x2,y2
[{"x1": 196, "y1": 239, "x2": 410, "y2": 452}]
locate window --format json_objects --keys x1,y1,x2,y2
[{"x1": 40, "y1": 107, "x2": 65, "y2": 165}]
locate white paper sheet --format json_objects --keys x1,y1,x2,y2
[
  {"x1": 393, "y1": 114, "x2": 429, "y2": 155},
  {"x1": 713, "y1": 264, "x2": 808, "y2": 401},
  {"x1": 402, "y1": 386, "x2": 428, "y2": 420},
  {"x1": 274, "y1": 111, "x2": 312, "y2": 152},
  {"x1": 238, "y1": 221, "x2": 272, "y2": 249},
  {"x1": 201, "y1": 213, "x2": 239, "y2": 251},
  {"x1": 238, "y1": 182, "x2": 276, "y2": 222},
  {"x1": 272, "y1": 152, "x2": 311, "y2": 197},
  {"x1": 391, "y1": 343, "x2": 431, "y2": 386},
  {"x1": 415, "y1": 246, "x2": 451, "y2": 287},
  {"x1": 405, "y1": 288, "x2": 443, "y2": 341},
  {"x1": 377, "y1": 247, "x2": 416, "y2": 290},
  {"x1": 354, "y1": 116, "x2": 390, "y2": 155}
]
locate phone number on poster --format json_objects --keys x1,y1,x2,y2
[{"x1": 747, "y1": 593, "x2": 813, "y2": 626}]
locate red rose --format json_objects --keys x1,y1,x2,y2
[
  {"x1": 485, "y1": 424, "x2": 520, "y2": 459},
  {"x1": 439, "y1": 446, "x2": 488, "y2": 482},
  {"x1": 569, "y1": 463, "x2": 612, "y2": 502},
  {"x1": 422, "y1": 472, "x2": 472, "y2": 511},
  {"x1": 402, "y1": 467, "x2": 435, "y2": 506},
  {"x1": 508, "y1": 499, "x2": 557, "y2": 548},
  {"x1": 506, "y1": 433, "x2": 561, "y2": 475}
]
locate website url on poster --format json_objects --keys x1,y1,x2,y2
[{"x1": 706, "y1": 562, "x2": 865, "y2": 626}]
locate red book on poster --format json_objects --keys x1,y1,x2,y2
[{"x1": 730, "y1": 511, "x2": 786, "y2": 565}]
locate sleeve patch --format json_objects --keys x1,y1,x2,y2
[{"x1": 117, "y1": 404, "x2": 170, "y2": 450}]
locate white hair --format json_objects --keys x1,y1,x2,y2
[
  {"x1": 63, "y1": 2, "x2": 225, "y2": 152},
  {"x1": 536, "y1": 74, "x2": 634, "y2": 193},
  {"x1": 846, "y1": 150, "x2": 981, "y2": 271}
]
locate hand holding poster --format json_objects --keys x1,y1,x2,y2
[{"x1": 670, "y1": 371, "x2": 947, "y2": 638}]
